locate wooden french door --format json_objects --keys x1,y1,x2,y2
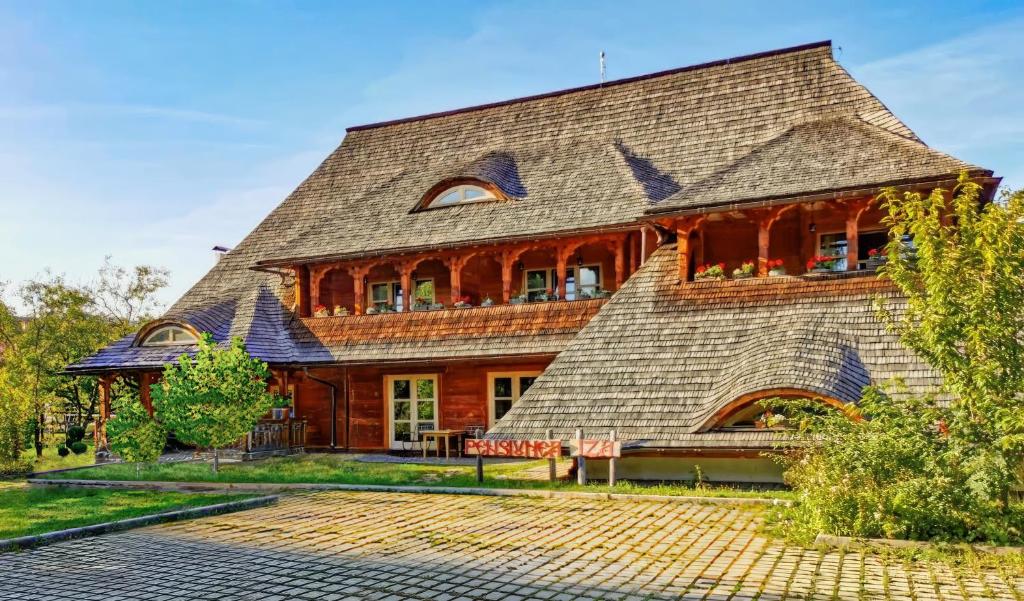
[{"x1": 386, "y1": 375, "x2": 438, "y2": 450}]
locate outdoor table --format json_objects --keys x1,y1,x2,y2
[{"x1": 420, "y1": 429, "x2": 463, "y2": 459}]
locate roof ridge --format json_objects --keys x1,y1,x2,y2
[{"x1": 345, "y1": 41, "x2": 832, "y2": 132}]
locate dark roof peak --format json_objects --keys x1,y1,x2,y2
[{"x1": 346, "y1": 41, "x2": 833, "y2": 133}]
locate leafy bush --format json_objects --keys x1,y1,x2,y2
[
  {"x1": 107, "y1": 390, "x2": 166, "y2": 474},
  {"x1": 56, "y1": 445, "x2": 70, "y2": 458},
  {"x1": 69, "y1": 441, "x2": 88, "y2": 455},
  {"x1": 66, "y1": 425, "x2": 86, "y2": 445},
  {"x1": 0, "y1": 458, "x2": 33, "y2": 478},
  {"x1": 772, "y1": 388, "x2": 1024, "y2": 545}
]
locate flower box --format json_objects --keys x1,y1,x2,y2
[
  {"x1": 732, "y1": 260, "x2": 756, "y2": 279},
  {"x1": 333, "y1": 305, "x2": 348, "y2": 317},
  {"x1": 806, "y1": 256, "x2": 839, "y2": 274},
  {"x1": 694, "y1": 263, "x2": 726, "y2": 281},
  {"x1": 313, "y1": 304, "x2": 330, "y2": 318}
]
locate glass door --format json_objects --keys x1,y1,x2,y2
[{"x1": 387, "y1": 375, "x2": 438, "y2": 450}]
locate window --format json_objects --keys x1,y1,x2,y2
[
  {"x1": 488, "y1": 372, "x2": 540, "y2": 426},
  {"x1": 140, "y1": 325, "x2": 198, "y2": 346},
  {"x1": 523, "y1": 266, "x2": 602, "y2": 300},
  {"x1": 369, "y1": 279, "x2": 434, "y2": 311},
  {"x1": 428, "y1": 184, "x2": 496, "y2": 208},
  {"x1": 817, "y1": 230, "x2": 889, "y2": 271},
  {"x1": 386, "y1": 375, "x2": 438, "y2": 449}
]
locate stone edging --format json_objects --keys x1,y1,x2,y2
[
  {"x1": 0, "y1": 494, "x2": 278, "y2": 553},
  {"x1": 814, "y1": 533, "x2": 1022, "y2": 555},
  {"x1": 28, "y1": 478, "x2": 791, "y2": 506}
]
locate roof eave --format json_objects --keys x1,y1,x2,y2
[
  {"x1": 643, "y1": 171, "x2": 997, "y2": 218},
  {"x1": 253, "y1": 221, "x2": 645, "y2": 269}
]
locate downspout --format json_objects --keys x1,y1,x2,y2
[{"x1": 303, "y1": 368, "x2": 338, "y2": 450}]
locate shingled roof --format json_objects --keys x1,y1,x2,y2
[
  {"x1": 69, "y1": 40, "x2": 986, "y2": 375},
  {"x1": 486, "y1": 246, "x2": 943, "y2": 449}
]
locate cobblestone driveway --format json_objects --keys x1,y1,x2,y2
[{"x1": 1, "y1": 491, "x2": 1021, "y2": 600}]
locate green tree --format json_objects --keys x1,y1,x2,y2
[
  {"x1": 153, "y1": 334, "x2": 278, "y2": 472},
  {"x1": 106, "y1": 389, "x2": 167, "y2": 477},
  {"x1": 878, "y1": 174, "x2": 1024, "y2": 509}
]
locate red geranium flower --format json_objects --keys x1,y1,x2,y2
[
  {"x1": 868, "y1": 248, "x2": 878, "y2": 257},
  {"x1": 717, "y1": 262, "x2": 725, "y2": 270}
]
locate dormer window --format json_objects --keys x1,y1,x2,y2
[
  {"x1": 140, "y1": 325, "x2": 198, "y2": 346},
  {"x1": 414, "y1": 179, "x2": 506, "y2": 211},
  {"x1": 429, "y1": 184, "x2": 495, "y2": 207}
]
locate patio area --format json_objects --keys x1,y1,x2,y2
[{"x1": 2, "y1": 490, "x2": 1019, "y2": 600}]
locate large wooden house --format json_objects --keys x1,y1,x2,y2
[{"x1": 69, "y1": 41, "x2": 997, "y2": 481}]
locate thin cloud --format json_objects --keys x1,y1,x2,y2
[{"x1": 0, "y1": 102, "x2": 266, "y2": 129}]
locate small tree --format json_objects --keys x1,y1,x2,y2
[
  {"x1": 106, "y1": 390, "x2": 167, "y2": 477},
  {"x1": 878, "y1": 174, "x2": 1024, "y2": 508},
  {"x1": 153, "y1": 334, "x2": 277, "y2": 472}
]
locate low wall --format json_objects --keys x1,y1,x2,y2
[{"x1": 585, "y1": 456, "x2": 784, "y2": 484}]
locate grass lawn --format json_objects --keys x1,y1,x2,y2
[
  {"x1": 21, "y1": 442, "x2": 96, "y2": 473},
  {"x1": 0, "y1": 481, "x2": 251, "y2": 540},
  {"x1": 42, "y1": 454, "x2": 795, "y2": 500}
]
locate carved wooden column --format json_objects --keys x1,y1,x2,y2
[
  {"x1": 444, "y1": 254, "x2": 471, "y2": 305},
  {"x1": 347, "y1": 265, "x2": 370, "y2": 315},
  {"x1": 751, "y1": 206, "x2": 795, "y2": 276},
  {"x1": 845, "y1": 199, "x2": 871, "y2": 271},
  {"x1": 139, "y1": 372, "x2": 153, "y2": 416},
  {"x1": 555, "y1": 246, "x2": 570, "y2": 299},
  {"x1": 500, "y1": 250, "x2": 516, "y2": 303},
  {"x1": 398, "y1": 261, "x2": 414, "y2": 311},
  {"x1": 675, "y1": 217, "x2": 706, "y2": 282},
  {"x1": 629, "y1": 231, "x2": 640, "y2": 275},
  {"x1": 294, "y1": 265, "x2": 311, "y2": 318},
  {"x1": 612, "y1": 237, "x2": 627, "y2": 289},
  {"x1": 308, "y1": 265, "x2": 329, "y2": 310}
]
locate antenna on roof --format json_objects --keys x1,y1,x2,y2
[{"x1": 599, "y1": 51, "x2": 606, "y2": 83}]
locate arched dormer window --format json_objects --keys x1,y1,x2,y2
[
  {"x1": 430, "y1": 184, "x2": 495, "y2": 207},
  {"x1": 416, "y1": 179, "x2": 505, "y2": 211},
  {"x1": 139, "y1": 325, "x2": 199, "y2": 346}
]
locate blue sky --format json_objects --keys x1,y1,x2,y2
[{"x1": 2, "y1": 1, "x2": 1022, "y2": 311}]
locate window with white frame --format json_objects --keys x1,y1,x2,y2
[
  {"x1": 369, "y1": 279, "x2": 434, "y2": 311},
  {"x1": 427, "y1": 184, "x2": 496, "y2": 208},
  {"x1": 523, "y1": 265, "x2": 601, "y2": 301},
  {"x1": 488, "y1": 371, "x2": 540, "y2": 426},
  {"x1": 817, "y1": 230, "x2": 888, "y2": 271},
  {"x1": 140, "y1": 325, "x2": 198, "y2": 346}
]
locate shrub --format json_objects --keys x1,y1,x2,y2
[
  {"x1": 0, "y1": 458, "x2": 33, "y2": 478},
  {"x1": 56, "y1": 445, "x2": 70, "y2": 457},
  {"x1": 772, "y1": 388, "x2": 1024, "y2": 545},
  {"x1": 65, "y1": 425, "x2": 86, "y2": 445},
  {"x1": 69, "y1": 441, "x2": 88, "y2": 455}
]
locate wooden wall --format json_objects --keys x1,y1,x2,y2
[{"x1": 294, "y1": 359, "x2": 552, "y2": 451}]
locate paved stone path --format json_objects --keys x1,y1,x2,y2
[{"x1": 1, "y1": 491, "x2": 1021, "y2": 600}]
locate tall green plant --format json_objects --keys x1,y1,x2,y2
[
  {"x1": 106, "y1": 390, "x2": 167, "y2": 477},
  {"x1": 878, "y1": 174, "x2": 1024, "y2": 508},
  {"x1": 153, "y1": 334, "x2": 278, "y2": 472}
]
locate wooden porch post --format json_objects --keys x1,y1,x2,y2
[
  {"x1": 348, "y1": 266, "x2": 369, "y2": 315},
  {"x1": 629, "y1": 231, "x2": 640, "y2": 275},
  {"x1": 613, "y1": 236, "x2": 626, "y2": 289},
  {"x1": 399, "y1": 261, "x2": 414, "y2": 311},
  {"x1": 846, "y1": 199, "x2": 871, "y2": 271},
  {"x1": 294, "y1": 265, "x2": 311, "y2": 318},
  {"x1": 675, "y1": 217, "x2": 705, "y2": 282},
  {"x1": 139, "y1": 372, "x2": 153, "y2": 416},
  {"x1": 445, "y1": 254, "x2": 471, "y2": 305},
  {"x1": 96, "y1": 374, "x2": 113, "y2": 453},
  {"x1": 500, "y1": 250, "x2": 516, "y2": 303},
  {"x1": 555, "y1": 245, "x2": 571, "y2": 299},
  {"x1": 308, "y1": 265, "x2": 329, "y2": 310}
]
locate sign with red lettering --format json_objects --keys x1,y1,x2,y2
[
  {"x1": 464, "y1": 439, "x2": 561, "y2": 458},
  {"x1": 569, "y1": 439, "x2": 622, "y2": 458}
]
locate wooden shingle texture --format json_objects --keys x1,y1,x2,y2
[{"x1": 486, "y1": 246, "x2": 942, "y2": 449}]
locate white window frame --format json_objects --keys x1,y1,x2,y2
[
  {"x1": 487, "y1": 371, "x2": 541, "y2": 427},
  {"x1": 428, "y1": 184, "x2": 496, "y2": 207},
  {"x1": 522, "y1": 265, "x2": 602, "y2": 300},
  {"x1": 140, "y1": 325, "x2": 198, "y2": 346},
  {"x1": 368, "y1": 278, "x2": 434, "y2": 311},
  {"x1": 816, "y1": 229, "x2": 887, "y2": 271},
  {"x1": 385, "y1": 374, "x2": 439, "y2": 450}
]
